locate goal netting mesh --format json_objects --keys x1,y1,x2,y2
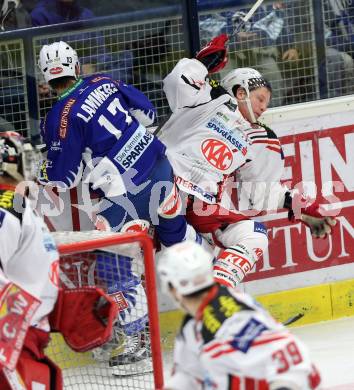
[{"x1": 45, "y1": 230, "x2": 163, "y2": 390}]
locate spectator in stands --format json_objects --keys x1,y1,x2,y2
[
  {"x1": 0, "y1": 116, "x2": 16, "y2": 132},
  {"x1": 0, "y1": 0, "x2": 31, "y2": 30},
  {"x1": 31, "y1": 0, "x2": 100, "y2": 74},
  {"x1": 0, "y1": 0, "x2": 31, "y2": 132},
  {"x1": 198, "y1": 0, "x2": 301, "y2": 107},
  {"x1": 321, "y1": 0, "x2": 354, "y2": 97},
  {"x1": 126, "y1": 21, "x2": 172, "y2": 119},
  {"x1": 228, "y1": 1, "x2": 300, "y2": 107},
  {"x1": 31, "y1": 0, "x2": 94, "y2": 26},
  {"x1": 32, "y1": 0, "x2": 134, "y2": 95}
]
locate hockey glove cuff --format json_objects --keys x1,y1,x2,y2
[
  {"x1": 284, "y1": 192, "x2": 337, "y2": 239},
  {"x1": 196, "y1": 34, "x2": 229, "y2": 74}
]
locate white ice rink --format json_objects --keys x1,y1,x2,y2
[
  {"x1": 63, "y1": 316, "x2": 354, "y2": 389},
  {"x1": 162, "y1": 316, "x2": 354, "y2": 390},
  {"x1": 291, "y1": 316, "x2": 354, "y2": 390}
]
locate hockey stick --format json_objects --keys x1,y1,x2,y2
[
  {"x1": 282, "y1": 313, "x2": 305, "y2": 326},
  {"x1": 229, "y1": 0, "x2": 265, "y2": 38}
]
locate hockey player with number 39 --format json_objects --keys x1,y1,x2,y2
[
  {"x1": 0, "y1": 132, "x2": 117, "y2": 389},
  {"x1": 158, "y1": 241, "x2": 322, "y2": 390}
]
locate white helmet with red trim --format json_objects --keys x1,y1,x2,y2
[
  {"x1": 157, "y1": 241, "x2": 214, "y2": 296},
  {"x1": 221, "y1": 67, "x2": 270, "y2": 97},
  {"x1": 38, "y1": 41, "x2": 80, "y2": 83}
]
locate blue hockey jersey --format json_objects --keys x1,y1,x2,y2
[{"x1": 40, "y1": 74, "x2": 165, "y2": 194}]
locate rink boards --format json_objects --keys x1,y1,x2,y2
[
  {"x1": 160, "y1": 94, "x2": 354, "y2": 336},
  {"x1": 44, "y1": 95, "x2": 354, "y2": 368}
]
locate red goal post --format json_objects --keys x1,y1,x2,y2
[{"x1": 47, "y1": 230, "x2": 164, "y2": 390}]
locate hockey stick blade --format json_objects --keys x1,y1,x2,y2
[
  {"x1": 282, "y1": 313, "x2": 304, "y2": 326},
  {"x1": 230, "y1": 0, "x2": 265, "y2": 37}
]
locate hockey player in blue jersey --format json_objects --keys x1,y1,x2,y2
[{"x1": 37, "y1": 41, "x2": 200, "y2": 374}]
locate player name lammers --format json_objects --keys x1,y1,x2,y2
[
  {"x1": 113, "y1": 126, "x2": 154, "y2": 169},
  {"x1": 76, "y1": 80, "x2": 119, "y2": 122}
]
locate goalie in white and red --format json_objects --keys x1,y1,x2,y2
[{"x1": 0, "y1": 132, "x2": 118, "y2": 389}]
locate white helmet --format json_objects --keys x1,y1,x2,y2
[
  {"x1": 38, "y1": 41, "x2": 79, "y2": 83},
  {"x1": 221, "y1": 67, "x2": 270, "y2": 97},
  {"x1": 221, "y1": 68, "x2": 271, "y2": 123},
  {"x1": 157, "y1": 241, "x2": 214, "y2": 296}
]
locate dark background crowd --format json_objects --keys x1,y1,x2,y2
[{"x1": 0, "y1": 0, "x2": 353, "y2": 135}]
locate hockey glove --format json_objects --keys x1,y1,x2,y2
[
  {"x1": 284, "y1": 192, "x2": 337, "y2": 239},
  {"x1": 196, "y1": 34, "x2": 229, "y2": 74},
  {"x1": 49, "y1": 287, "x2": 119, "y2": 352},
  {"x1": 300, "y1": 203, "x2": 337, "y2": 238}
]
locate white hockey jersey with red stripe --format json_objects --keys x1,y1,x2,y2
[
  {"x1": 0, "y1": 186, "x2": 59, "y2": 331},
  {"x1": 159, "y1": 58, "x2": 289, "y2": 210},
  {"x1": 166, "y1": 284, "x2": 321, "y2": 390},
  {"x1": 160, "y1": 58, "x2": 253, "y2": 204},
  {"x1": 235, "y1": 122, "x2": 288, "y2": 213}
]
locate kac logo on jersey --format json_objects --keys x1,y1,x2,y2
[
  {"x1": 201, "y1": 138, "x2": 233, "y2": 171},
  {"x1": 49, "y1": 259, "x2": 60, "y2": 287}
]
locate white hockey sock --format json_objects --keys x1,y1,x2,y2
[{"x1": 213, "y1": 245, "x2": 255, "y2": 288}]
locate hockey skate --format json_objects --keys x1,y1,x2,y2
[
  {"x1": 91, "y1": 328, "x2": 123, "y2": 363},
  {"x1": 109, "y1": 328, "x2": 153, "y2": 376}
]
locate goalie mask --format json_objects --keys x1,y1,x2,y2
[
  {"x1": 158, "y1": 241, "x2": 214, "y2": 296},
  {"x1": 0, "y1": 132, "x2": 42, "y2": 181},
  {"x1": 221, "y1": 67, "x2": 271, "y2": 123},
  {"x1": 38, "y1": 40, "x2": 80, "y2": 83}
]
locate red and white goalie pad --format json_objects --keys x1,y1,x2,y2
[
  {"x1": 0, "y1": 283, "x2": 41, "y2": 370},
  {"x1": 49, "y1": 287, "x2": 119, "y2": 352}
]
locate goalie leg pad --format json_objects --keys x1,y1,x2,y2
[
  {"x1": 0, "y1": 327, "x2": 63, "y2": 390},
  {"x1": 0, "y1": 283, "x2": 41, "y2": 371}
]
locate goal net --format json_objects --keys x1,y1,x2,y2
[{"x1": 46, "y1": 230, "x2": 163, "y2": 390}]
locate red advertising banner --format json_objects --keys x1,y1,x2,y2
[{"x1": 248, "y1": 124, "x2": 354, "y2": 281}]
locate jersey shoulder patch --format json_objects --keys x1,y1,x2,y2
[
  {"x1": 200, "y1": 285, "x2": 251, "y2": 344},
  {"x1": 0, "y1": 190, "x2": 23, "y2": 224},
  {"x1": 178, "y1": 314, "x2": 194, "y2": 340},
  {"x1": 256, "y1": 121, "x2": 279, "y2": 140}
]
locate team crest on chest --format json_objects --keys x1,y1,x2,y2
[{"x1": 201, "y1": 138, "x2": 233, "y2": 171}]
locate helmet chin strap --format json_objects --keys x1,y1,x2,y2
[{"x1": 245, "y1": 96, "x2": 257, "y2": 124}]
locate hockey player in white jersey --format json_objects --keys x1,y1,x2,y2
[
  {"x1": 159, "y1": 35, "x2": 336, "y2": 289},
  {"x1": 159, "y1": 35, "x2": 269, "y2": 289},
  {"x1": 0, "y1": 132, "x2": 118, "y2": 389},
  {"x1": 158, "y1": 241, "x2": 322, "y2": 390},
  {"x1": 220, "y1": 67, "x2": 337, "y2": 237}
]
